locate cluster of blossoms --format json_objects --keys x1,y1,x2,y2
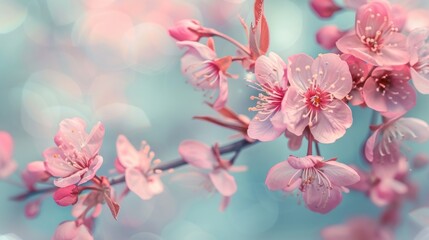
[{"x1": 1, "y1": 0, "x2": 429, "y2": 239}]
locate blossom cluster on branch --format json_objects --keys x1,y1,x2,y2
[{"x1": 2, "y1": 0, "x2": 429, "y2": 239}]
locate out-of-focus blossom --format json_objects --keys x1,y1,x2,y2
[
  {"x1": 178, "y1": 140, "x2": 246, "y2": 210},
  {"x1": 362, "y1": 65, "x2": 415, "y2": 117},
  {"x1": 247, "y1": 52, "x2": 288, "y2": 141},
  {"x1": 116, "y1": 135, "x2": 163, "y2": 200},
  {"x1": 344, "y1": 0, "x2": 368, "y2": 10},
  {"x1": 21, "y1": 161, "x2": 51, "y2": 191},
  {"x1": 337, "y1": 1, "x2": 409, "y2": 66},
  {"x1": 168, "y1": 19, "x2": 209, "y2": 42},
  {"x1": 316, "y1": 25, "x2": 347, "y2": 50},
  {"x1": 408, "y1": 28, "x2": 429, "y2": 94},
  {"x1": 44, "y1": 118, "x2": 104, "y2": 188},
  {"x1": 178, "y1": 39, "x2": 234, "y2": 110},
  {"x1": 310, "y1": 0, "x2": 342, "y2": 19},
  {"x1": 25, "y1": 199, "x2": 42, "y2": 219},
  {"x1": 53, "y1": 221, "x2": 93, "y2": 240},
  {"x1": 341, "y1": 54, "x2": 372, "y2": 106},
  {"x1": 321, "y1": 216, "x2": 393, "y2": 240},
  {"x1": 265, "y1": 155, "x2": 359, "y2": 214},
  {"x1": 0, "y1": 131, "x2": 16, "y2": 178},
  {"x1": 53, "y1": 185, "x2": 79, "y2": 207},
  {"x1": 413, "y1": 153, "x2": 429, "y2": 169},
  {"x1": 283, "y1": 53, "x2": 353, "y2": 144}
]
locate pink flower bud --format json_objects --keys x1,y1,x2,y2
[
  {"x1": 310, "y1": 0, "x2": 342, "y2": 18},
  {"x1": 25, "y1": 199, "x2": 41, "y2": 219},
  {"x1": 53, "y1": 185, "x2": 79, "y2": 206},
  {"x1": 168, "y1": 19, "x2": 205, "y2": 41},
  {"x1": 316, "y1": 25, "x2": 346, "y2": 49}
]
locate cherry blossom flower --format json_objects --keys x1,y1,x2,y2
[
  {"x1": 247, "y1": 52, "x2": 289, "y2": 141},
  {"x1": 336, "y1": 1, "x2": 409, "y2": 66},
  {"x1": 316, "y1": 25, "x2": 347, "y2": 50},
  {"x1": 116, "y1": 135, "x2": 164, "y2": 200},
  {"x1": 310, "y1": 0, "x2": 342, "y2": 19},
  {"x1": 282, "y1": 53, "x2": 353, "y2": 144},
  {"x1": 178, "y1": 140, "x2": 246, "y2": 210},
  {"x1": 53, "y1": 221, "x2": 93, "y2": 240},
  {"x1": 408, "y1": 27, "x2": 429, "y2": 94},
  {"x1": 0, "y1": 131, "x2": 16, "y2": 178},
  {"x1": 44, "y1": 118, "x2": 104, "y2": 188},
  {"x1": 365, "y1": 117, "x2": 429, "y2": 163},
  {"x1": 362, "y1": 65, "x2": 416, "y2": 117},
  {"x1": 321, "y1": 216, "x2": 393, "y2": 240},
  {"x1": 265, "y1": 155, "x2": 359, "y2": 214},
  {"x1": 178, "y1": 39, "x2": 234, "y2": 110},
  {"x1": 341, "y1": 54, "x2": 372, "y2": 106},
  {"x1": 168, "y1": 19, "x2": 208, "y2": 42}
]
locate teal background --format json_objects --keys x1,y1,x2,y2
[{"x1": 1, "y1": 0, "x2": 429, "y2": 239}]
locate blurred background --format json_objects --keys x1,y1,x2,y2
[{"x1": 1, "y1": 0, "x2": 429, "y2": 239}]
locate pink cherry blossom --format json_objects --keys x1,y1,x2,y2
[
  {"x1": 53, "y1": 221, "x2": 93, "y2": 240},
  {"x1": 365, "y1": 117, "x2": 429, "y2": 163},
  {"x1": 21, "y1": 161, "x2": 51, "y2": 191},
  {"x1": 247, "y1": 52, "x2": 289, "y2": 141},
  {"x1": 265, "y1": 155, "x2": 360, "y2": 214},
  {"x1": 178, "y1": 140, "x2": 246, "y2": 199},
  {"x1": 116, "y1": 135, "x2": 164, "y2": 200},
  {"x1": 168, "y1": 19, "x2": 207, "y2": 42},
  {"x1": 310, "y1": 0, "x2": 342, "y2": 19},
  {"x1": 316, "y1": 25, "x2": 347, "y2": 50},
  {"x1": 178, "y1": 39, "x2": 234, "y2": 110},
  {"x1": 408, "y1": 27, "x2": 429, "y2": 94},
  {"x1": 336, "y1": 1, "x2": 409, "y2": 66},
  {"x1": 54, "y1": 185, "x2": 79, "y2": 206},
  {"x1": 362, "y1": 65, "x2": 416, "y2": 117},
  {"x1": 283, "y1": 53, "x2": 353, "y2": 144},
  {"x1": 321, "y1": 216, "x2": 393, "y2": 240},
  {"x1": 0, "y1": 131, "x2": 17, "y2": 178},
  {"x1": 44, "y1": 118, "x2": 104, "y2": 188},
  {"x1": 341, "y1": 54, "x2": 372, "y2": 106}
]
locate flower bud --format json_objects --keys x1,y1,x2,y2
[
  {"x1": 53, "y1": 185, "x2": 79, "y2": 206},
  {"x1": 316, "y1": 25, "x2": 345, "y2": 49},
  {"x1": 310, "y1": 0, "x2": 342, "y2": 18},
  {"x1": 168, "y1": 19, "x2": 205, "y2": 41}
]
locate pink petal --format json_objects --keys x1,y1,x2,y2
[
  {"x1": 178, "y1": 140, "x2": 215, "y2": 169},
  {"x1": 247, "y1": 113, "x2": 284, "y2": 141},
  {"x1": 209, "y1": 168, "x2": 237, "y2": 197},
  {"x1": 0, "y1": 160, "x2": 16, "y2": 179},
  {"x1": 55, "y1": 118, "x2": 88, "y2": 153},
  {"x1": 377, "y1": 33, "x2": 409, "y2": 66},
  {"x1": 322, "y1": 161, "x2": 360, "y2": 186},
  {"x1": 265, "y1": 160, "x2": 301, "y2": 191},
  {"x1": 82, "y1": 121, "x2": 104, "y2": 157},
  {"x1": 282, "y1": 86, "x2": 309, "y2": 137},
  {"x1": 310, "y1": 0, "x2": 341, "y2": 18},
  {"x1": 303, "y1": 184, "x2": 342, "y2": 214},
  {"x1": 394, "y1": 117, "x2": 429, "y2": 142},
  {"x1": 54, "y1": 168, "x2": 88, "y2": 188},
  {"x1": 177, "y1": 41, "x2": 216, "y2": 62},
  {"x1": 219, "y1": 196, "x2": 231, "y2": 212},
  {"x1": 147, "y1": 175, "x2": 164, "y2": 195},
  {"x1": 116, "y1": 135, "x2": 139, "y2": 168},
  {"x1": 287, "y1": 54, "x2": 314, "y2": 92},
  {"x1": 44, "y1": 147, "x2": 77, "y2": 178},
  {"x1": 255, "y1": 52, "x2": 285, "y2": 87},
  {"x1": 0, "y1": 131, "x2": 13, "y2": 160},
  {"x1": 364, "y1": 127, "x2": 381, "y2": 162},
  {"x1": 288, "y1": 155, "x2": 319, "y2": 169},
  {"x1": 53, "y1": 185, "x2": 79, "y2": 206},
  {"x1": 78, "y1": 155, "x2": 103, "y2": 185},
  {"x1": 311, "y1": 53, "x2": 352, "y2": 99},
  {"x1": 212, "y1": 73, "x2": 228, "y2": 110},
  {"x1": 53, "y1": 221, "x2": 93, "y2": 240},
  {"x1": 25, "y1": 199, "x2": 41, "y2": 219},
  {"x1": 310, "y1": 99, "x2": 352, "y2": 144},
  {"x1": 316, "y1": 25, "x2": 346, "y2": 50},
  {"x1": 284, "y1": 129, "x2": 304, "y2": 151},
  {"x1": 125, "y1": 168, "x2": 154, "y2": 200},
  {"x1": 408, "y1": 28, "x2": 429, "y2": 66},
  {"x1": 168, "y1": 19, "x2": 202, "y2": 42},
  {"x1": 336, "y1": 35, "x2": 378, "y2": 66},
  {"x1": 411, "y1": 67, "x2": 429, "y2": 94}
]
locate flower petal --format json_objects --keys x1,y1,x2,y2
[
  {"x1": 282, "y1": 86, "x2": 309, "y2": 137},
  {"x1": 255, "y1": 52, "x2": 285, "y2": 87},
  {"x1": 265, "y1": 159, "x2": 301, "y2": 191},
  {"x1": 116, "y1": 135, "x2": 139, "y2": 168},
  {"x1": 125, "y1": 168, "x2": 154, "y2": 200},
  {"x1": 411, "y1": 67, "x2": 429, "y2": 94},
  {"x1": 287, "y1": 54, "x2": 314, "y2": 91},
  {"x1": 209, "y1": 169, "x2": 237, "y2": 197},
  {"x1": 303, "y1": 184, "x2": 342, "y2": 214},
  {"x1": 247, "y1": 113, "x2": 284, "y2": 141},
  {"x1": 310, "y1": 99, "x2": 352, "y2": 144},
  {"x1": 178, "y1": 140, "x2": 215, "y2": 169},
  {"x1": 322, "y1": 161, "x2": 360, "y2": 186}
]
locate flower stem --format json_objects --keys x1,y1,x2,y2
[
  {"x1": 307, "y1": 132, "x2": 313, "y2": 156},
  {"x1": 209, "y1": 29, "x2": 251, "y2": 56}
]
